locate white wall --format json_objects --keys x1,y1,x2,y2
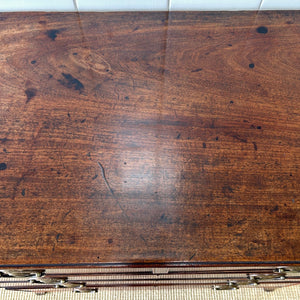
[{"x1": 0, "y1": 0, "x2": 299, "y2": 12}]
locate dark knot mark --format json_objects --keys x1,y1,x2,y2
[
  {"x1": 249, "y1": 63, "x2": 255, "y2": 69},
  {"x1": 256, "y1": 26, "x2": 268, "y2": 34},
  {"x1": 191, "y1": 68, "x2": 202, "y2": 72},
  {"x1": 252, "y1": 142, "x2": 258, "y2": 151},
  {"x1": 251, "y1": 124, "x2": 262, "y2": 130},
  {"x1": 270, "y1": 205, "x2": 279, "y2": 213},
  {"x1": 0, "y1": 162, "x2": 7, "y2": 170},
  {"x1": 222, "y1": 185, "x2": 233, "y2": 195},
  {"x1": 46, "y1": 29, "x2": 60, "y2": 41},
  {"x1": 58, "y1": 73, "x2": 84, "y2": 93},
  {"x1": 25, "y1": 88, "x2": 37, "y2": 103},
  {"x1": 227, "y1": 221, "x2": 233, "y2": 227}
]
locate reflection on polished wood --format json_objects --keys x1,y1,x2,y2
[{"x1": 0, "y1": 11, "x2": 299, "y2": 267}]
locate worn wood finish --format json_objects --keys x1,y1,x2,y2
[{"x1": 0, "y1": 11, "x2": 299, "y2": 267}]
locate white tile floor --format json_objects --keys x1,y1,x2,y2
[{"x1": 0, "y1": 0, "x2": 299, "y2": 13}]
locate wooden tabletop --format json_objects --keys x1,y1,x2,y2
[{"x1": 0, "y1": 11, "x2": 299, "y2": 267}]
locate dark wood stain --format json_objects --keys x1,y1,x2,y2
[
  {"x1": 0, "y1": 163, "x2": 7, "y2": 171},
  {"x1": 256, "y1": 26, "x2": 268, "y2": 34},
  {"x1": 191, "y1": 68, "x2": 202, "y2": 72},
  {"x1": 58, "y1": 73, "x2": 84, "y2": 92},
  {"x1": 46, "y1": 29, "x2": 60, "y2": 40},
  {"x1": 0, "y1": 11, "x2": 299, "y2": 267},
  {"x1": 25, "y1": 88, "x2": 37, "y2": 103}
]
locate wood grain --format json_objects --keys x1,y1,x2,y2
[{"x1": 0, "y1": 11, "x2": 299, "y2": 267}]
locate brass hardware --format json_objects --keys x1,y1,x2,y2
[
  {"x1": 30, "y1": 276, "x2": 68, "y2": 287},
  {"x1": 213, "y1": 280, "x2": 239, "y2": 290},
  {"x1": 30, "y1": 276, "x2": 86, "y2": 289},
  {"x1": 1, "y1": 266, "x2": 299, "y2": 294},
  {"x1": 247, "y1": 272, "x2": 286, "y2": 281},
  {"x1": 275, "y1": 266, "x2": 300, "y2": 273},
  {"x1": 237, "y1": 279, "x2": 259, "y2": 286},
  {"x1": 213, "y1": 277, "x2": 259, "y2": 290},
  {"x1": 288, "y1": 266, "x2": 300, "y2": 273},
  {"x1": 0, "y1": 269, "x2": 45, "y2": 278},
  {"x1": 74, "y1": 287, "x2": 98, "y2": 293},
  {"x1": 60, "y1": 282, "x2": 86, "y2": 289},
  {"x1": 0, "y1": 269, "x2": 86, "y2": 293},
  {"x1": 152, "y1": 268, "x2": 169, "y2": 275},
  {"x1": 213, "y1": 266, "x2": 300, "y2": 291}
]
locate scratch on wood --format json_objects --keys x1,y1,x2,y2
[
  {"x1": 12, "y1": 177, "x2": 25, "y2": 200},
  {"x1": 232, "y1": 134, "x2": 247, "y2": 143},
  {"x1": 189, "y1": 252, "x2": 196, "y2": 260},
  {"x1": 140, "y1": 234, "x2": 147, "y2": 245},
  {"x1": 253, "y1": 141, "x2": 258, "y2": 151},
  {"x1": 62, "y1": 209, "x2": 72, "y2": 221},
  {"x1": 56, "y1": 233, "x2": 61, "y2": 242},
  {"x1": 97, "y1": 161, "x2": 114, "y2": 195},
  {"x1": 97, "y1": 161, "x2": 130, "y2": 220}
]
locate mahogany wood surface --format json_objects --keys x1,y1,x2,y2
[{"x1": 0, "y1": 11, "x2": 299, "y2": 267}]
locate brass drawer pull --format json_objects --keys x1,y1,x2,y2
[
  {"x1": 213, "y1": 266, "x2": 294, "y2": 291},
  {"x1": 0, "y1": 270, "x2": 45, "y2": 278}
]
